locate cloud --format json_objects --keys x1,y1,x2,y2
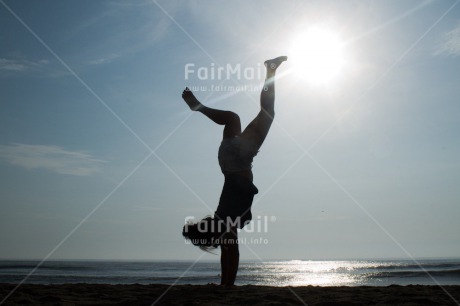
[
  {"x1": 0, "y1": 58, "x2": 29, "y2": 72},
  {"x1": 0, "y1": 143, "x2": 105, "y2": 176},
  {"x1": 434, "y1": 23, "x2": 460, "y2": 57},
  {"x1": 88, "y1": 53, "x2": 122, "y2": 65},
  {"x1": 0, "y1": 58, "x2": 49, "y2": 73}
]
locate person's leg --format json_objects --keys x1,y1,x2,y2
[
  {"x1": 240, "y1": 56, "x2": 287, "y2": 149},
  {"x1": 182, "y1": 88, "x2": 241, "y2": 139}
]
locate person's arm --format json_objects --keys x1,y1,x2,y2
[{"x1": 220, "y1": 227, "x2": 239, "y2": 286}]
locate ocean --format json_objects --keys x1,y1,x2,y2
[{"x1": 1, "y1": 259, "x2": 459, "y2": 287}]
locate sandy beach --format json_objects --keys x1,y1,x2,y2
[{"x1": 1, "y1": 283, "x2": 459, "y2": 305}]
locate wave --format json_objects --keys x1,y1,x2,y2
[
  {"x1": 367, "y1": 269, "x2": 460, "y2": 279},
  {"x1": 1, "y1": 260, "x2": 460, "y2": 286},
  {"x1": 368, "y1": 263, "x2": 460, "y2": 271},
  {"x1": 0, "y1": 273, "x2": 220, "y2": 285}
]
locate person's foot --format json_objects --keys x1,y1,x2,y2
[
  {"x1": 264, "y1": 56, "x2": 288, "y2": 70},
  {"x1": 182, "y1": 87, "x2": 202, "y2": 111}
]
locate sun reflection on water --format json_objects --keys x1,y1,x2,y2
[
  {"x1": 252, "y1": 260, "x2": 381, "y2": 286},
  {"x1": 236, "y1": 259, "x2": 460, "y2": 286}
]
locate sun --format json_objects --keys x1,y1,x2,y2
[{"x1": 289, "y1": 27, "x2": 345, "y2": 85}]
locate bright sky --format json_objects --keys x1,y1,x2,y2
[{"x1": 1, "y1": 0, "x2": 459, "y2": 261}]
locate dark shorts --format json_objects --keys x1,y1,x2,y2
[{"x1": 215, "y1": 173, "x2": 259, "y2": 229}]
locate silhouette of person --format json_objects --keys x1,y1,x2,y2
[{"x1": 182, "y1": 56, "x2": 287, "y2": 286}]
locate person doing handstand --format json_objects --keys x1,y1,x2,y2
[{"x1": 182, "y1": 56, "x2": 287, "y2": 286}]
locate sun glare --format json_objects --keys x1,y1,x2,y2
[{"x1": 289, "y1": 27, "x2": 345, "y2": 85}]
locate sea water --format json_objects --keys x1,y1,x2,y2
[{"x1": 0, "y1": 259, "x2": 459, "y2": 286}]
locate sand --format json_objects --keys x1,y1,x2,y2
[{"x1": 1, "y1": 283, "x2": 460, "y2": 305}]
